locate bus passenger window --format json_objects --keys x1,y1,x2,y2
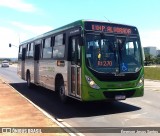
[
  {"x1": 26, "y1": 43, "x2": 30, "y2": 59},
  {"x1": 43, "y1": 37, "x2": 52, "y2": 59},
  {"x1": 53, "y1": 34, "x2": 65, "y2": 59},
  {"x1": 28, "y1": 43, "x2": 34, "y2": 58},
  {"x1": 18, "y1": 45, "x2": 22, "y2": 60}
]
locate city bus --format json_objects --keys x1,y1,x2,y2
[{"x1": 17, "y1": 20, "x2": 144, "y2": 103}]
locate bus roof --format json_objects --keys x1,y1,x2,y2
[{"x1": 20, "y1": 19, "x2": 137, "y2": 45}]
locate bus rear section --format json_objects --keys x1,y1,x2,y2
[{"x1": 80, "y1": 21, "x2": 144, "y2": 101}]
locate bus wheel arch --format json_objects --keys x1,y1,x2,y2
[{"x1": 55, "y1": 74, "x2": 68, "y2": 103}]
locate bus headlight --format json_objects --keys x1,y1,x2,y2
[
  {"x1": 85, "y1": 75, "x2": 100, "y2": 89},
  {"x1": 137, "y1": 76, "x2": 144, "y2": 87}
]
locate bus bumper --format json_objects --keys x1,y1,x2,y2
[{"x1": 81, "y1": 85, "x2": 144, "y2": 102}]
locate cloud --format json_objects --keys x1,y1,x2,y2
[
  {"x1": 11, "y1": 21, "x2": 53, "y2": 37},
  {"x1": 0, "y1": 0, "x2": 37, "y2": 12},
  {"x1": 0, "y1": 22, "x2": 53, "y2": 58},
  {"x1": 139, "y1": 29, "x2": 160, "y2": 49},
  {"x1": 0, "y1": 27, "x2": 19, "y2": 58}
]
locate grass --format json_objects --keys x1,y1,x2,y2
[{"x1": 144, "y1": 67, "x2": 160, "y2": 80}]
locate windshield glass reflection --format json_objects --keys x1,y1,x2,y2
[{"x1": 85, "y1": 34, "x2": 142, "y2": 73}]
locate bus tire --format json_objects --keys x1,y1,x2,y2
[
  {"x1": 59, "y1": 81, "x2": 68, "y2": 103},
  {"x1": 26, "y1": 72, "x2": 32, "y2": 88}
]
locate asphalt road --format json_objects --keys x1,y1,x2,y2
[{"x1": 1, "y1": 65, "x2": 160, "y2": 135}]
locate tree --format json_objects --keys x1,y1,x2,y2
[
  {"x1": 144, "y1": 53, "x2": 154, "y2": 65},
  {"x1": 155, "y1": 56, "x2": 160, "y2": 64}
]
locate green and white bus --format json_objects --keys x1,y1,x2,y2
[{"x1": 18, "y1": 20, "x2": 144, "y2": 102}]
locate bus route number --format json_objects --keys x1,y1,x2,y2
[{"x1": 97, "y1": 61, "x2": 112, "y2": 67}]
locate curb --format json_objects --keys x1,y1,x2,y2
[{"x1": 0, "y1": 77, "x2": 84, "y2": 136}]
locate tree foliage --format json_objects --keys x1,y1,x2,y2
[{"x1": 144, "y1": 53, "x2": 160, "y2": 65}]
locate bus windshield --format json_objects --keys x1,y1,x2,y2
[{"x1": 85, "y1": 34, "x2": 142, "y2": 73}]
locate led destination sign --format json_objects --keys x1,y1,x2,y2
[
  {"x1": 85, "y1": 22, "x2": 138, "y2": 35},
  {"x1": 92, "y1": 25, "x2": 131, "y2": 35}
]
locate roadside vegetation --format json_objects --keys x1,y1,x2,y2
[
  {"x1": 144, "y1": 54, "x2": 160, "y2": 66},
  {"x1": 144, "y1": 67, "x2": 160, "y2": 80},
  {"x1": 0, "y1": 58, "x2": 18, "y2": 64}
]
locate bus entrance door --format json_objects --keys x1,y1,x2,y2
[{"x1": 70, "y1": 36, "x2": 81, "y2": 99}]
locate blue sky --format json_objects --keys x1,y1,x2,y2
[{"x1": 0, "y1": 0, "x2": 160, "y2": 58}]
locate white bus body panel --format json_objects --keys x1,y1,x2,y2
[
  {"x1": 38, "y1": 60, "x2": 68, "y2": 94},
  {"x1": 19, "y1": 58, "x2": 81, "y2": 99}
]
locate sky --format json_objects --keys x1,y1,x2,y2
[{"x1": 0, "y1": 0, "x2": 160, "y2": 58}]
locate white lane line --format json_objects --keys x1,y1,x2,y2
[{"x1": 59, "y1": 120, "x2": 85, "y2": 136}]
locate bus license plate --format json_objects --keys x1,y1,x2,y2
[{"x1": 115, "y1": 95, "x2": 126, "y2": 100}]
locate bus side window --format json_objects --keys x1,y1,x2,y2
[
  {"x1": 53, "y1": 33, "x2": 65, "y2": 59},
  {"x1": 51, "y1": 36, "x2": 55, "y2": 47},
  {"x1": 22, "y1": 47, "x2": 26, "y2": 61},
  {"x1": 43, "y1": 37, "x2": 52, "y2": 59},
  {"x1": 42, "y1": 39, "x2": 45, "y2": 58},
  {"x1": 34, "y1": 44, "x2": 41, "y2": 60},
  {"x1": 18, "y1": 45, "x2": 22, "y2": 60},
  {"x1": 28, "y1": 43, "x2": 34, "y2": 59},
  {"x1": 26, "y1": 43, "x2": 30, "y2": 59},
  {"x1": 39, "y1": 42, "x2": 43, "y2": 59}
]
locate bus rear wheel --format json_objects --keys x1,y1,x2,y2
[
  {"x1": 26, "y1": 73, "x2": 32, "y2": 88},
  {"x1": 59, "y1": 81, "x2": 68, "y2": 103}
]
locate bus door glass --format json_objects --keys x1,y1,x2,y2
[
  {"x1": 34, "y1": 42, "x2": 41, "y2": 84},
  {"x1": 70, "y1": 36, "x2": 81, "y2": 98}
]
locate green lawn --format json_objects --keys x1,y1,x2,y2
[{"x1": 144, "y1": 67, "x2": 160, "y2": 80}]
